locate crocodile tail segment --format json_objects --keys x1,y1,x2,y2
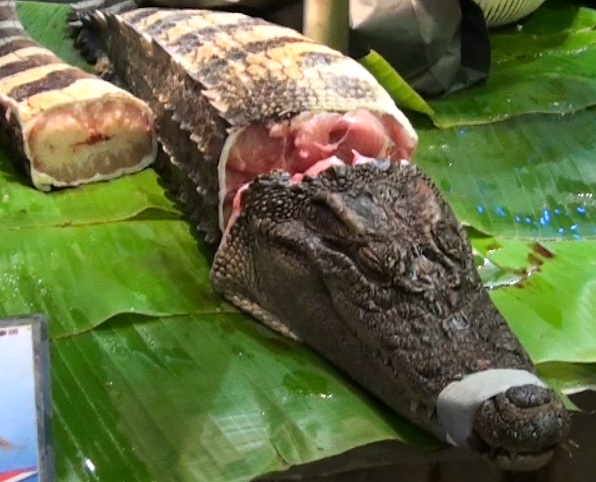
[{"x1": 0, "y1": 0, "x2": 156, "y2": 191}]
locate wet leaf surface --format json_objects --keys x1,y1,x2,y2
[
  {"x1": 2, "y1": 1, "x2": 595, "y2": 480},
  {"x1": 0, "y1": 220, "x2": 224, "y2": 338},
  {"x1": 473, "y1": 237, "x2": 596, "y2": 363},
  {"x1": 428, "y1": 1, "x2": 596, "y2": 126},
  {"x1": 0, "y1": 153, "x2": 180, "y2": 230},
  {"x1": 416, "y1": 111, "x2": 596, "y2": 238},
  {"x1": 52, "y1": 314, "x2": 437, "y2": 482}
]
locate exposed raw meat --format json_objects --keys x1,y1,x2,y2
[{"x1": 219, "y1": 108, "x2": 412, "y2": 230}]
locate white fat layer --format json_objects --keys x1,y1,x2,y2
[
  {"x1": 218, "y1": 126, "x2": 242, "y2": 232},
  {"x1": 436, "y1": 369, "x2": 546, "y2": 448},
  {"x1": 378, "y1": 96, "x2": 418, "y2": 145}
]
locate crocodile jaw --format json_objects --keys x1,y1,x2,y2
[{"x1": 211, "y1": 160, "x2": 570, "y2": 469}]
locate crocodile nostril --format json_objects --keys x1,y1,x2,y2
[
  {"x1": 471, "y1": 384, "x2": 571, "y2": 461},
  {"x1": 505, "y1": 384, "x2": 553, "y2": 409}
]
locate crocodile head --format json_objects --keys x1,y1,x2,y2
[{"x1": 211, "y1": 159, "x2": 570, "y2": 470}]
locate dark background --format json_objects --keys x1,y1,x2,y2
[{"x1": 262, "y1": 392, "x2": 596, "y2": 482}]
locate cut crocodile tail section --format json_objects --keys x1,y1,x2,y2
[{"x1": 0, "y1": 1, "x2": 156, "y2": 191}]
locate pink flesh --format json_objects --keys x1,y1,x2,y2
[{"x1": 222, "y1": 109, "x2": 415, "y2": 233}]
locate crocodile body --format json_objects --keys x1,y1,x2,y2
[
  {"x1": 74, "y1": 6, "x2": 416, "y2": 240},
  {"x1": 70, "y1": 5, "x2": 570, "y2": 470}
]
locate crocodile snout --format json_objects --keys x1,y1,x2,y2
[{"x1": 471, "y1": 384, "x2": 571, "y2": 471}]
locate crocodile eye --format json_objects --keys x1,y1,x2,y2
[
  {"x1": 306, "y1": 198, "x2": 352, "y2": 239},
  {"x1": 307, "y1": 192, "x2": 364, "y2": 239},
  {"x1": 358, "y1": 245, "x2": 383, "y2": 271},
  {"x1": 356, "y1": 244, "x2": 390, "y2": 283}
]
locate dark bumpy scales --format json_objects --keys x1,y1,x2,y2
[
  {"x1": 474, "y1": 385, "x2": 570, "y2": 455},
  {"x1": 212, "y1": 161, "x2": 569, "y2": 466},
  {"x1": 100, "y1": 8, "x2": 397, "y2": 127},
  {"x1": 159, "y1": 16, "x2": 267, "y2": 53},
  {"x1": 213, "y1": 161, "x2": 533, "y2": 404}
]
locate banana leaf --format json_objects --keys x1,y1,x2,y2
[
  {"x1": 474, "y1": 237, "x2": 596, "y2": 364},
  {"x1": 414, "y1": 111, "x2": 596, "y2": 238},
  {"x1": 0, "y1": 219, "x2": 223, "y2": 338},
  {"x1": 52, "y1": 314, "x2": 437, "y2": 482},
  {"x1": 366, "y1": 0, "x2": 596, "y2": 128},
  {"x1": 0, "y1": 153, "x2": 179, "y2": 230},
  {"x1": 1, "y1": 1, "x2": 594, "y2": 480},
  {"x1": 428, "y1": 0, "x2": 596, "y2": 127}
]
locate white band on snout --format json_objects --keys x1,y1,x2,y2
[{"x1": 436, "y1": 369, "x2": 547, "y2": 448}]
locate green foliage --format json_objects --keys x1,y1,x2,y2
[
  {"x1": 359, "y1": 51, "x2": 437, "y2": 120},
  {"x1": 0, "y1": 1, "x2": 593, "y2": 480},
  {"x1": 52, "y1": 314, "x2": 437, "y2": 482},
  {"x1": 430, "y1": 1, "x2": 596, "y2": 126}
]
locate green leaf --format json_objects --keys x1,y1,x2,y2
[
  {"x1": 512, "y1": 0, "x2": 596, "y2": 35},
  {"x1": 415, "y1": 110, "x2": 596, "y2": 238},
  {"x1": 17, "y1": 2, "x2": 90, "y2": 70},
  {"x1": 472, "y1": 234, "x2": 596, "y2": 408},
  {"x1": 473, "y1": 238, "x2": 596, "y2": 364},
  {"x1": 428, "y1": 1, "x2": 596, "y2": 127},
  {"x1": 359, "y1": 51, "x2": 437, "y2": 119},
  {"x1": 0, "y1": 220, "x2": 224, "y2": 338},
  {"x1": 52, "y1": 314, "x2": 438, "y2": 482},
  {"x1": 0, "y1": 152, "x2": 180, "y2": 230},
  {"x1": 472, "y1": 234, "x2": 596, "y2": 363},
  {"x1": 538, "y1": 362, "x2": 596, "y2": 395}
]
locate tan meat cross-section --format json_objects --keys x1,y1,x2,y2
[{"x1": 0, "y1": 2, "x2": 156, "y2": 190}]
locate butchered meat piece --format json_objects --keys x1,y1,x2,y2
[
  {"x1": 0, "y1": 2, "x2": 156, "y2": 191},
  {"x1": 218, "y1": 108, "x2": 413, "y2": 229}
]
